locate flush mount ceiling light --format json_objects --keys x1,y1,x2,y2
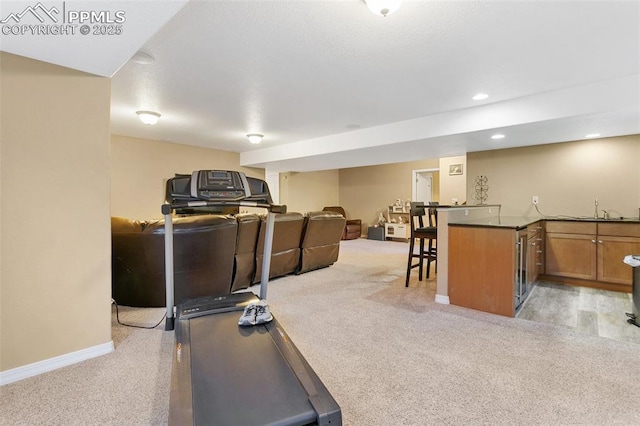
[
  {"x1": 247, "y1": 133, "x2": 264, "y2": 144},
  {"x1": 472, "y1": 93, "x2": 489, "y2": 101},
  {"x1": 136, "y1": 110, "x2": 161, "y2": 125},
  {"x1": 585, "y1": 133, "x2": 601, "y2": 139},
  {"x1": 363, "y1": 0, "x2": 403, "y2": 17},
  {"x1": 491, "y1": 134, "x2": 506, "y2": 140}
]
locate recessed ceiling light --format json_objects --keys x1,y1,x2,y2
[
  {"x1": 136, "y1": 110, "x2": 161, "y2": 125},
  {"x1": 130, "y1": 50, "x2": 155, "y2": 65},
  {"x1": 247, "y1": 133, "x2": 264, "y2": 144},
  {"x1": 585, "y1": 133, "x2": 601, "y2": 139},
  {"x1": 364, "y1": 0, "x2": 404, "y2": 17},
  {"x1": 473, "y1": 93, "x2": 489, "y2": 101},
  {"x1": 491, "y1": 134, "x2": 505, "y2": 140}
]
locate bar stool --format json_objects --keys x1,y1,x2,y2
[{"x1": 405, "y1": 202, "x2": 437, "y2": 287}]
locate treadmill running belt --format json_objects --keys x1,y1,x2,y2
[{"x1": 190, "y1": 313, "x2": 317, "y2": 425}]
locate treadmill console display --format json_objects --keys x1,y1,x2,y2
[
  {"x1": 164, "y1": 169, "x2": 276, "y2": 210},
  {"x1": 191, "y1": 170, "x2": 250, "y2": 200}
]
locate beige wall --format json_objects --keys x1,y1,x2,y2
[
  {"x1": 439, "y1": 155, "x2": 467, "y2": 205},
  {"x1": 279, "y1": 170, "x2": 339, "y2": 213},
  {"x1": 339, "y1": 159, "x2": 440, "y2": 230},
  {"x1": 1, "y1": 53, "x2": 112, "y2": 371},
  {"x1": 467, "y1": 135, "x2": 640, "y2": 218},
  {"x1": 110, "y1": 135, "x2": 264, "y2": 220}
]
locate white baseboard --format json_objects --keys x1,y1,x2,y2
[
  {"x1": 435, "y1": 294, "x2": 450, "y2": 305},
  {"x1": 0, "y1": 341, "x2": 114, "y2": 386}
]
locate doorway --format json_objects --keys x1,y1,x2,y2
[{"x1": 412, "y1": 168, "x2": 437, "y2": 203}]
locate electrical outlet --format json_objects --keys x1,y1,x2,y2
[{"x1": 532, "y1": 196, "x2": 539, "y2": 205}]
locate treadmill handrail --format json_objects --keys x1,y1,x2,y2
[{"x1": 162, "y1": 200, "x2": 286, "y2": 215}]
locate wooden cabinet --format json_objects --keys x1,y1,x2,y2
[
  {"x1": 545, "y1": 221, "x2": 597, "y2": 280},
  {"x1": 597, "y1": 223, "x2": 640, "y2": 285},
  {"x1": 545, "y1": 221, "x2": 640, "y2": 288},
  {"x1": 448, "y1": 226, "x2": 517, "y2": 317},
  {"x1": 526, "y1": 222, "x2": 544, "y2": 284}
]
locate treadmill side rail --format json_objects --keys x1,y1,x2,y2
[
  {"x1": 169, "y1": 318, "x2": 193, "y2": 426},
  {"x1": 265, "y1": 321, "x2": 342, "y2": 426}
]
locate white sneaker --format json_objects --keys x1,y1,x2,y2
[
  {"x1": 238, "y1": 300, "x2": 273, "y2": 327},
  {"x1": 238, "y1": 304, "x2": 258, "y2": 327},
  {"x1": 254, "y1": 300, "x2": 273, "y2": 325}
]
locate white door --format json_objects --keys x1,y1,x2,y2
[{"x1": 416, "y1": 172, "x2": 432, "y2": 204}]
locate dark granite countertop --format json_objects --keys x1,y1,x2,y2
[
  {"x1": 449, "y1": 216, "x2": 640, "y2": 229},
  {"x1": 546, "y1": 216, "x2": 640, "y2": 223},
  {"x1": 449, "y1": 216, "x2": 539, "y2": 229}
]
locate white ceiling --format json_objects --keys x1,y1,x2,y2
[
  {"x1": 3, "y1": 1, "x2": 639, "y2": 172},
  {"x1": 0, "y1": 1, "x2": 189, "y2": 76}
]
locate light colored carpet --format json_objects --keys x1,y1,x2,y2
[
  {"x1": 0, "y1": 306, "x2": 172, "y2": 426},
  {"x1": 2, "y1": 238, "x2": 639, "y2": 425}
]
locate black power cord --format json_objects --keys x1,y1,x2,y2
[{"x1": 112, "y1": 299, "x2": 166, "y2": 329}]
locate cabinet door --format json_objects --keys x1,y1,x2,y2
[
  {"x1": 597, "y1": 236, "x2": 640, "y2": 286},
  {"x1": 527, "y1": 222, "x2": 544, "y2": 283},
  {"x1": 545, "y1": 233, "x2": 597, "y2": 280},
  {"x1": 534, "y1": 237, "x2": 544, "y2": 277},
  {"x1": 527, "y1": 238, "x2": 541, "y2": 284}
]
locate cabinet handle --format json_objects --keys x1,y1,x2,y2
[
  {"x1": 537, "y1": 250, "x2": 543, "y2": 254},
  {"x1": 536, "y1": 263, "x2": 542, "y2": 266},
  {"x1": 598, "y1": 240, "x2": 603, "y2": 244},
  {"x1": 531, "y1": 242, "x2": 536, "y2": 247}
]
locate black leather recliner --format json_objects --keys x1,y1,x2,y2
[
  {"x1": 322, "y1": 206, "x2": 361, "y2": 240},
  {"x1": 230, "y1": 213, "x2": 261, "y2": 292},
  {"x1": 298, "y1": 211, "x2": 346, "y2": 274},
  {"x1": 111, "y1": 215, "x2": 237, "y2": 307},
  {"x1": 253, "y1": 212, "x2": 306, "y2": 284}
]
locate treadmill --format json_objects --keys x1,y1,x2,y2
[{"x1": 163, "y1": 170, "x2": 342, "y2": 426}]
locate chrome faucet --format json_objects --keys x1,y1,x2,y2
[{"x1": 601, "y1": 210, "x2": 609, "y2": 220}]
